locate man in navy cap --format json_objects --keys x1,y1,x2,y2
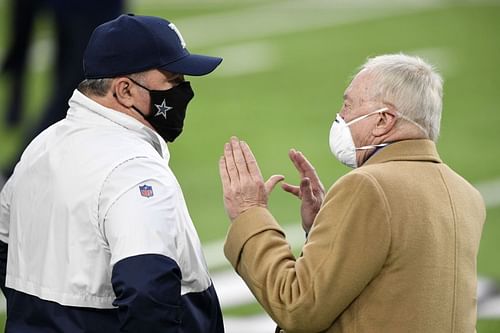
[{"x1": 0, "y1": 14, "x2": 224, "y2": 332}]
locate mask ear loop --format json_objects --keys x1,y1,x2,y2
[
  {"x1": 120, "y1": 77, "x2": 151, "y2": 118},
  {"x1": 345, "y1": 107, "x2": 389, "y2": 127},
  {"x1": 396, "y1": 113, "x2": 429, "y2": 137},
  {"x1": 127, "y1": 77, "x2": 151, "y2": 92},
  {"x1": 350, "y1": 107, "x2": 391, "y2": 151},
  {"x1": 111, "y1": 91, "x2": 148, "y2": 119}
]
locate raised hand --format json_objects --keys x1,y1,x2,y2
[
  {"x1": 219, "y1": 137, "x2": 284, "y2": 222},
  {"x1": 281, "y1": 149, "x2": 325, "y2": 233}
]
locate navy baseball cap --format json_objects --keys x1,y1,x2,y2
[{"x1": 83, "y1": 14, "x2": 222, "y2": 78}]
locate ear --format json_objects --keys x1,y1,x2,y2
[
  {"x1": 372, "y1": 105, "x2": 398, "y2": 137},
  {"x1": 113, "y1": 77, "x2": 135, "y2": 108}
]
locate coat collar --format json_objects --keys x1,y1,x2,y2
[{"x1": 363, "y1": 139, "x2": 442, "y2": 166}]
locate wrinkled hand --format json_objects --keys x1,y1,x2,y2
[
  {"x1": 281, "y1": 149, "x2": 325, "y2": 233},
  {"x1": 219, "y1": 137, "x2": 284, "y2": 222}
]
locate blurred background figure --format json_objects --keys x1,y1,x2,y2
[
  {"x1": 1, "y1": 0, "x2": 45, "y2": 127},
  {"x1": 1, "y1": 0, "x2": 125, "y2": 177}
]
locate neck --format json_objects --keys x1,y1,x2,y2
[
  {"x1": 356, "y1": 126, "x2": 428, "y2": 166},
  {"x1": 86, "y1": 92, "x2": 155, "y2": 130}
]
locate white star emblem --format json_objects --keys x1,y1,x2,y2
[{"x1": 154, "y1": 99, "x2": 173, "y2": 118}]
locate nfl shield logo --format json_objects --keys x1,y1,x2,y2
[{"x1": 139, "y1": 185, "x2": 154, "y2": 198}]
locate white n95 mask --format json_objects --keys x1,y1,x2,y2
[{"x1": 329, "y1": 108, "x2": 390, "y2": 168}]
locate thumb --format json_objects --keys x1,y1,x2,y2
[
  {"x1": 265, "y1": 175, "x2": 285, "y2": 194},
  {"x1": 300, "y1": 177, "x2": 314, "y2": 203}
]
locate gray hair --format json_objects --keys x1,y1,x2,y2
[
  {"x1": 77, "y1": 78, "x2": 113, "y2": 97},
  {"x1": 360, "y1": 53, "x2": 443, "y2": 141},
  {"x1": 77, "y1": 72, "x2": 147, "y2": 97}
]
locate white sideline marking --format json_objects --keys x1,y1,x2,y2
[
  {"x1": 176, "y1": 2, "x2": 436, "y2": 50},
  {"x1": 475, "y1": 178, "x2": 500, "y2": 208},
  {"x1": 479, "y1": 296, "x2": 500, "y2": 319},
  {"x1": 210, "y1": 42, "x2": 278, "y2": 77},
  {"x1": 212, "y1": 270, "x2": 255, "y2": 308},
  {"x1": 224, "y1": 314, "x2": 275, "y2": 333}
]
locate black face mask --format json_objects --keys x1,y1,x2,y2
[{"x1": 128, "y1": 78, "x2": 194, "y2": 142}]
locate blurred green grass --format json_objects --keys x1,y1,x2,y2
[{"x1": 0, "y1": 0, "x2": 499, "y2": 330}]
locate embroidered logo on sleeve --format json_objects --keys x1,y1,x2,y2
[{"x1": 139, "y1": 184, "x2": 154, "y2": 198}]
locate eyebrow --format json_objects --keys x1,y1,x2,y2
[{"x1": 343, "y1": 94, "x2": 352, "y2": 102}]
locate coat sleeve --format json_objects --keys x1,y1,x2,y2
[{"x1": 224, "y1": 171, "x2": 392, "y2": 333}]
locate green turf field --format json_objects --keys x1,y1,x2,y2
[{"x1": 0, "y1": 0, "x2": 499, "y2": 331}]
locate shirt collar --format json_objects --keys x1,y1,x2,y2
[
  {"x1": 363, "y1": 139, "x2": 442, "y2": 166},
  {"x1": 66, "y1": 89, "x2": 170, "y2": 161}
]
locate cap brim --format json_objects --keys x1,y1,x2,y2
[{"x1": 159, "y1": 54, "x2": 223, "y2": 76}]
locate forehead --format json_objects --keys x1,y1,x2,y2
[{"x1": 344, "y1": 70, "x2": 373, "y2": 101}]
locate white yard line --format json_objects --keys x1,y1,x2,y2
[
  {"x1": 479, "y1": 297, "x2": 500, "y2": 319},
  {"x1": 210, "y1": 41, "x2": 278, "y2": 77},
  {"x1": 474, "y1": 178, "x2": 500, "y2": 208},
  {"x1": 224, "y1": 314, "x2": 276, "y2": 333},
  {"x1": 175, "y1": 1, "x2": 441, "y2": 50}
]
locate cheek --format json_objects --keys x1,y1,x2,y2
[
  {"x1": 350, "y1": 127, "x2": 361, "y2": 145},
  {"x1": 137, "y1": 94, "x2": 152, "y2": 110},
  {"x1": 350, "y1": 123, "x2": 371, "y2": 145}
]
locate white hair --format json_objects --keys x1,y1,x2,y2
[{"x1": 360, "y1": 53, "x2": 443, "y2": 141}]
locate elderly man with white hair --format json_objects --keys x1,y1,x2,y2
[{"x1": 219, "y1": 54, "x2": 486, "y2": 333}]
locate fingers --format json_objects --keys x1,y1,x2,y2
[
  {"x1": 219, "y1": 156, "x2": 231, "y2": 188},
  {"x1": 289, "y1": 149, "x2": 315, "y2": 177},
  {"x1": 240, "y1": 140, "x2": 263, "y2": 181},
  {"x1": 224, "y1": 142, "x2": 239, "y2": 183},
  {"x1": 289, "y1": 149, "x2": 323, "y2": 193},
  {"x1": 265, "y1": 175, "x2": 285, "y2": 194},
  {"x1": 288, "y1": 149, "x2": 305, "y2": 177},
  {"x1": 230, "y1": 136, "x2": 250, "y2": 178},
  {"x1": 300, "y1": 177, "x2": 314, "y2": 203},
  {"x1": 281, "y1": 182, "x2": 300, "y2": 197}
]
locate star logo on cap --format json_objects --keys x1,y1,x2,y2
[{"x1": 154, "y1": 99, "x2": 173, "y2": 118}]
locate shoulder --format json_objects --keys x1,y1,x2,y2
[
  {"x1": 322, "y1": 168, "x2": 392, "y2": 222},
  {"x1": 105, "y1": 156, "x2": 175, "y2": 190},
  {"x1": 327, "y1": 167, "x2": 388, "y2": 200}
]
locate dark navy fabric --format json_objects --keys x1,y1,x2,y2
[
  {"x1": 0, "y1": 248, "x2": 224, "y2": 332},
  {"x1": 0, "y1": 241, "x2": 8, "y2": 298},
  {"x1": 179, "y1": 284, "x2": 225, "y2": 333},
  {"x1": 112, "y1": 254, "x2": 183, "y2": 331},
  {"x1": 4, "y1": 292, "x2": 120, "y2": 333},
  {"x1": 112, "y1": 254, "x2": 224, "y2": 333}
]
